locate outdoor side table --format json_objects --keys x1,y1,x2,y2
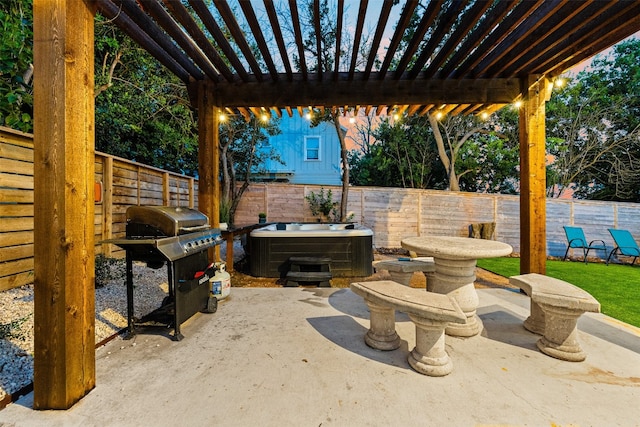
[{"x1": 401, "y1": 236, "x2": 512, "y2": 337}]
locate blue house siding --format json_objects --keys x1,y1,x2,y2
[{"x1": 260, "y1": 111, "x2": 342, "y2": 185}]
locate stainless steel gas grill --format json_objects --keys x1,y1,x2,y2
[{"x1": 104, "y1": 206, "x2": 223, "y2": 341}]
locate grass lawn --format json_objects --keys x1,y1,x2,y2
[{"x1": 476, "y1": 257, "x2": 640, "y2": 328}]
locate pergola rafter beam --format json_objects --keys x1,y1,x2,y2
[
  {"x1": 348, "y1": 0, "x2": 368, "y2": 80},
  {"x1": 238, "y1": 0, "x2": 280, "y2": 81},
  {"x1": 94, "y1": 0, "x2": 640, "y2": 112},
  {"x1": 97, "y1": 0, "x2": 192, "y2": 83},
  {"x1": 289, "y1": 0, "x2": 308, "y2": 80},
  {"x1": 450, "y1": 0, "x2": 545, "y2": 78},
  {"x1": 209, "y1": 76, "x2": 521, "y2": 109},
  {"x1": 472, "y1": 0, "x2": 569, "y2": 77},
  {"x1": 535, "y1": 2, "x2": 640, "y2": 76},
  {"x1": 213, "y1": 0, "x2": 265, "y2": 81},
  {"x1": 487, "y1": 0, "x2": 595, "y2": 77},
  {"x1": 362, "y1": 0, "x2": 394, "y2": 80},
  {"x1": 406, "y1": 0, "x2": 466, "y2": 79},
  {"x1": 422, "y1": 0, "x2": 492, "y2": 78},
  {"x1": 115, "y1": 0, "x2": 206, "y2": 81},
  {"x1": 439, "y1": 1, "x2": 513, "y2": 78},
  {"x1": 139, "y1": 0, "x2": 222, "y2": 82},
  {"x1": 263, "y1": 0, "x2": 294, "y2": 80},
  {"x1": 378, "y1": 0, "x2": 418, "y2": 79},
  {"x1": 177, "y1": 3, "x2": 244, "y2": 81},
  {"x1": 393, "y1": 0, "x2": 441, "y2": 79},
  {"x1": 334, "y1": 0, "x2": 344, "y2": 81}
]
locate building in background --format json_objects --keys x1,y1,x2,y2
[{"x1": 257, "y1": 111, "x2": 343, "y2": 185}]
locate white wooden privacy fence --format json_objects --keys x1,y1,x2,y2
[{"x1": 2, "y1": 126, "x2": 640, "y2": 291}]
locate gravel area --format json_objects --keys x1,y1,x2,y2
[
  {"x1": 0, "y1": 241, "x2": 245, "y2": 407},
  {"x1": 0, "y1": 261, "x2": 168, "y2": 405}
]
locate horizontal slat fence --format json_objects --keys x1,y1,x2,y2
[
  {"x1": 1, "y1": 126, "x2": 197, "y2": 291},
  {"x1": 3, "y1": 126, "x2": 640, "y2": 291},
  {"x1": 234, "y1": 185, "x2": 640, "y2": 260}
]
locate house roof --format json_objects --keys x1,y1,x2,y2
[{"x1": 96, "y1": 1, "x2": 640, "y2": 118}]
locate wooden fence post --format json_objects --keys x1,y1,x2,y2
[
  {"x1": 163, "y1": 172, "x2": 170, "y2": 205},
  {"x1": 102, "y1": 156, "x2": 113, "y2": 256},
  {"x1": 189, "y1": 177, "x2": 195, "y2": 208}
]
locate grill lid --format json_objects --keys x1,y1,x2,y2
[{"x1": 126, "y1": 206, "x2": 209, "y2": 237}]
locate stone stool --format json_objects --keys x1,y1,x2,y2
[{"x1": 374, "y1": 257, "x2": 435, "y2": 287}]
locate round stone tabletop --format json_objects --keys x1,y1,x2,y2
[{"x1": 401, "y1": 236, "x2": 513, "y2": 260}]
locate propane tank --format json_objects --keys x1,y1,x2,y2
[{"x1": 210, "y1": 262, "x2": 231, "y2": 300}]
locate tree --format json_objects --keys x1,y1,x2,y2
[
  {"x1": 349, "y1": 110, "x2": 520, "y2": 193},
  {"x1": 0, "y1": 0, "x2": 33, "y2": 132},
  {"x1": 546, "y1": 38, "x2": 640, "y2": 201},
  {"x1": 348, "y1": 113, "x2": 378, "y2": 156},
  {"x1": 454, "y1": 108, "x2": 520, "y2": 194},
  {"x1": 94, "y1": 15, "x2": 199, "y2": 175},
  {"x1": 0, "y1": 4, "x2": 202, "y2": 173},
  {"x1": 430, "y1": 110, "x2": 520, "y2": 193},
  {"x1": 218, "y1": 115, "x2": 282, "y2": 225},
  {"x1": 355, "y1": 114, "x2": 441, "y2": 189}
]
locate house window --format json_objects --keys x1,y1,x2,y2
[{"x1": 305, "y1": 136, "x2": 321, "y2": 161}]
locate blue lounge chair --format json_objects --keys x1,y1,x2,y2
[
  {"x1": 607, "y1": 229, "x2": 640, "y2": 266},
  {"x1": 563, "y1": 226, "x2": 607, "y2": 264}
]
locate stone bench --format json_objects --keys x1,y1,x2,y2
[
  {"x1": 373, "y1": 257, "x2": 436, "y2": 288},
  {"x1": 350, "y1": 280, "x2": 466, "y2": 376},
  {"x1": 509, "y1": 273, "x2": 601, "y2": 362}
]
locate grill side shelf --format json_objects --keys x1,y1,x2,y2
[{"x1": 101, "y1": 228, "x2": 223, "y2": 262}]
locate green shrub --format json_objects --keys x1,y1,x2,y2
[{"x1": 305, "y1": 187, "x2": 338, "y2": 221}]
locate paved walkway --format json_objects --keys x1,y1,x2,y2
[{"x1": 1, "y1": 287, "x2": 639, "y2": 426}]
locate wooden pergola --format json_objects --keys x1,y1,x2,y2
[{"x1": 32, "y1": 0, "x2": 640, "y2": 409}]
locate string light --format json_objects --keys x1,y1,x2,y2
[
  {"x1": 554, "y1": 78, "x2": 565, "y2": 88},
  {"x1": 219, "y1": 112, "x2": 227, "y2": 122},
  {"x1": 514, "y1": 100, "x2": 523, "y2": 109},
  {"x1": 481, "y1": 112, "x2": 489, "y2": 120},
  {"x1": 435, "y1": 111, "x2": 444, "y2": 120}
]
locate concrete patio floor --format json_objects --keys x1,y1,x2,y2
[{"x1": 1, "y1": 286, "x2": 639, "y2": 426}]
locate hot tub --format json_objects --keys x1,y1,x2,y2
[{"x1": 248, "y1": 223, "x2": 374, "y2": 278}]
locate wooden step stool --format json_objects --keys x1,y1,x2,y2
[{"x1": 286, "y1": 256, "x2": 332, "y2": 287}]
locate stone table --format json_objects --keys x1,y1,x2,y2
[{"x1": 401, "y1": 236, "x2": 513, "y2": 337}]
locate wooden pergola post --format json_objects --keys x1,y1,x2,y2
[
  {"x1": 519, "y1": 76, "x2": 552, "y2": 275},
  {"x1": 196, "y1": 80, "x2": 221, "y2": 262},
  {"x1": 32, "y1": 0, "x2": 96, "y2": 408}
]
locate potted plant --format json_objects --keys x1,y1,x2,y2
[{"x1": 258, "y1": 212, "x2": 267, "y2": 223}]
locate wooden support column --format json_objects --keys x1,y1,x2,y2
[
  {"x1": 33, "y1": 0, "x2": 96, "y2": 409},
  {"x1": 196, "y1": 80, "x2": 221, "y2": 262},
  {"x1": 519, "y1": 77, "x2": 551, "y2": 275}
]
